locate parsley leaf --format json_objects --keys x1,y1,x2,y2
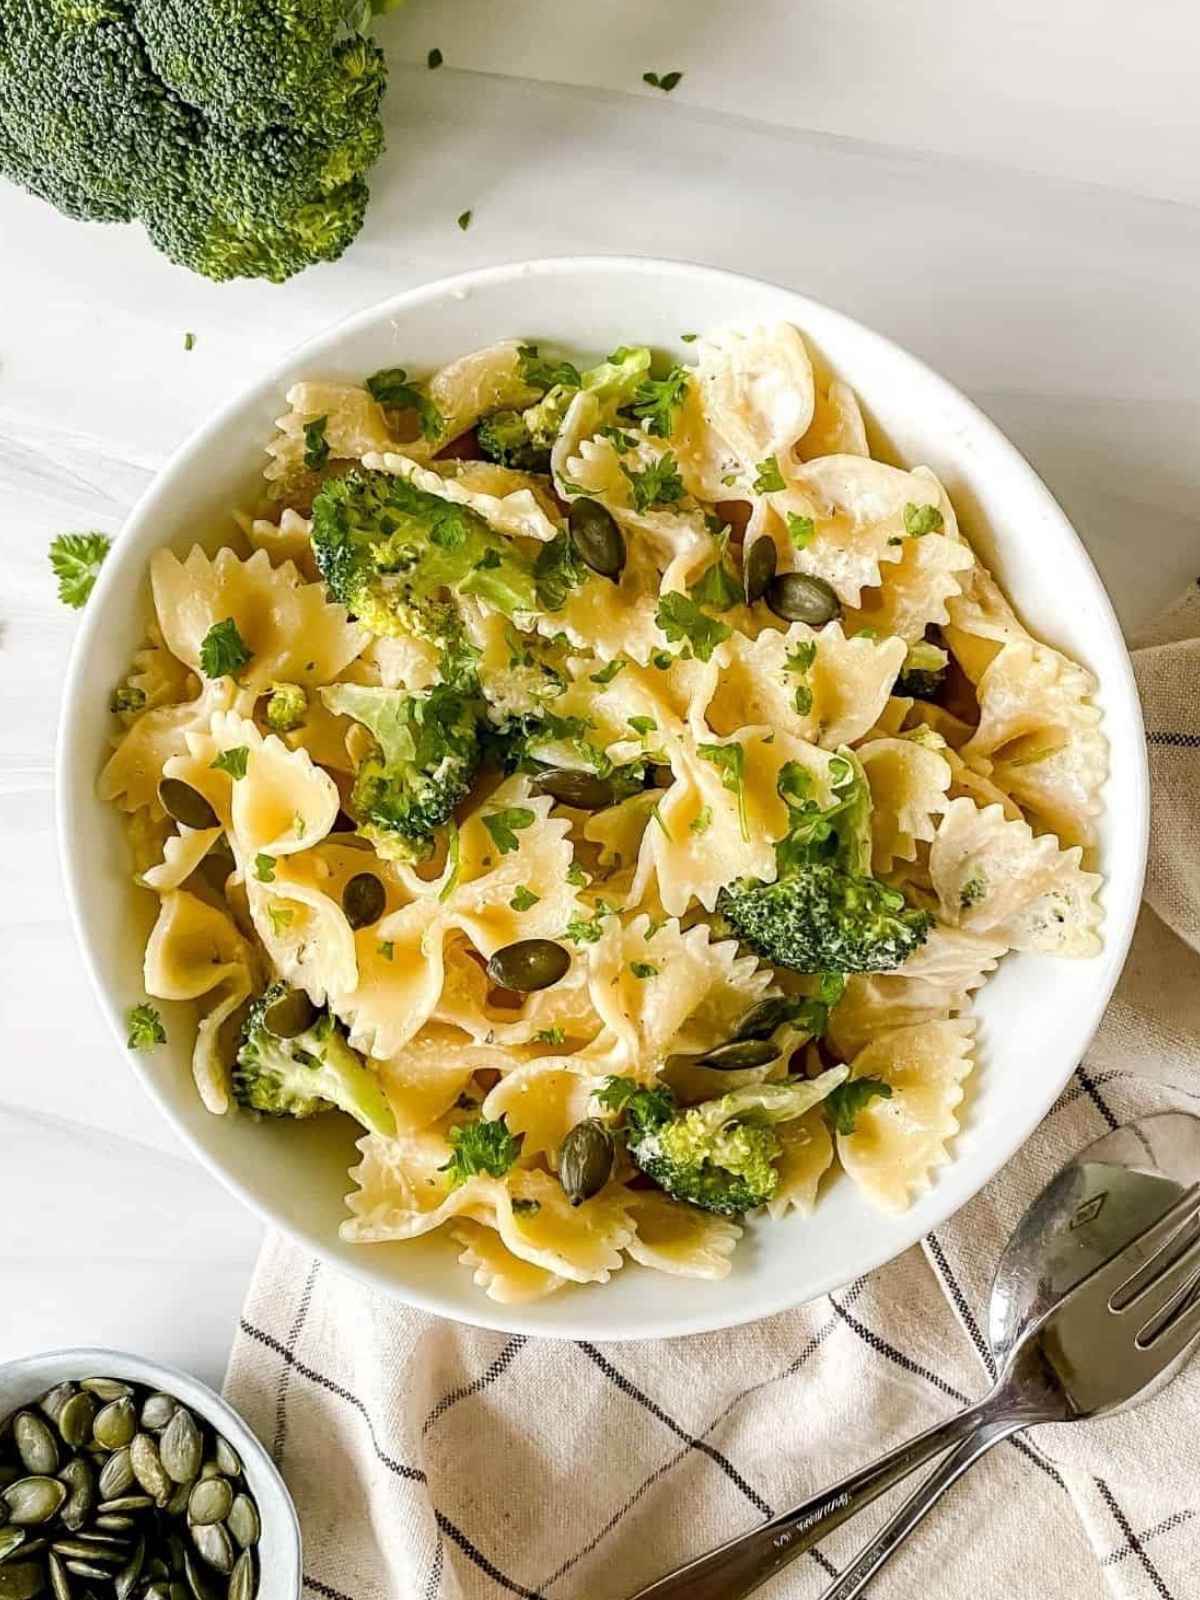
[
  {"x1": 184, "y1": 331, "x2": 196, "y2": 351},
  {"x1": 621, "y1": 452, "x2": 685, "y2": 512},
  {"x1": 630, "y1": 961, "x2": 659, "y2": 979},
  {"x1": 655, "y1": 592, "x2": 731, "y2": 662},
  {"x1": 590, "y1": 659, "x2": 626, "y2": 685},
  {"x1": 903, "y1": 502, "x2": 944, "y2": 537},
  {"x1": 784, "y1": 641, "x2": 817, "y2": 675},
  {"x1": 49, "y1": 532, "x2": 111, "y2": 609},
  {"x1": 689, "y1": 804, "x2": 713, "y2": 835},
  {"x1": 566, "y1": 861, "x2": 588, "y2": 887},
  {"x1": 267, "y1": 905, "x2": 294, "y2": 936},
  {"x1": 786, "y1": 512, "x2": 815, "y2": 549},
  {"x1": 110, "y1": 684, "x2": 147, "y2": 714},
  {"x1": 511, "y1": 1197, "x2": 541, "y2": 1216},
  {"x1": 824, "y1": 1077, "x2": 893, "y2": 1136},
  {"x1": 210, "y1": 746, "x2": 249, "y2": 780},
  {"x1": 534, "y1": 529, "x2": 587, "y2": 611},
  {"x1": 599, "y1": 425, "x2": 639, "y2": 453},
  {"x1": 441, "y1": 1115, "x2": 523, "y2": 1187},
  {"x1": 427, "y1": 46, "x2": 443, "y2": 67},
  {"x1": 365, "y1": 367, "x2": 444, "y2": 441},
  {"x1": 303, "y1": 414, "x2": 330, "y2": 471},
  {"x1": 510, "y1": 884, "x2": 540, "y2": 912},
  {"x1": 126, "y1": 1003, "x2": 166, "y2": 1051},
  {"x1": 629, "y1": 366, "x2": 688, "y2": 438},
  {"x1": 378, "y1": 940, "x2": 395, "y2": 960},
  {"x1": 564, "y1": 903, "x2": 613, "y2": 945},
  {"x1": 689, "y1": 558, "x2": 743, "y2": 610},
  {"x1": 517, "y1": 344, "x2": 583, "y2": 393},
  {"x1": 697, "y1": 741, "x2": 749, "y2": 841},
  {"x1": 535, "y1": 1027, "x2": 565, "y2": 1046},
  {"x1": 753, "y1": 456, "x2": 786, "y2": 494},
  {"x1": 457, "y1": 209, "x2": 473, "y2": 231},
  {"x1": 628, "y1": 715, "x2": 657, "y2": 737},
  {"x1": 253, "y1": 853, "x2": 276, "y2": 883},
  {"x1": 199, "y1": 617, "x2": 252, "y2": 680},
  {"x1": 643, "y1": 69, "x2": 683, "y2": 91},
  {"x1": 483, "y1": 806, "x2": 536, "y2": 855}
]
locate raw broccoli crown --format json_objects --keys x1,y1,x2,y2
[
  {"x1": 310, "y1": 469, "x2": 540, "y2": 639},
  {"x1": 233, "y1": 983, "x2": 394, "y2": 1134},
  {"x1": 477, "y1": 410, "x2": 551, "y2": 474},
  {"x1": 0, "y1": 1, "x2": 391, "y2": 282},
  {"x1": 633, "y1": 1119, "x2": 781, "y2": 1216},
  {"x1": 719, "y1": 865, "x2": 932, "y2": 973},
  {"x1": 323, "y1": 680, "x2": 482, "y2": 860}
]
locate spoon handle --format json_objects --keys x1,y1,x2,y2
[
  {"x1": 816, "y1": 1418, "x2": 1025, "y2": 1600},
  {"x1": 620, "y1": 1400, "x2": 996, "y2": 1600}
]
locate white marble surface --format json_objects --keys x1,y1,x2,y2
[{"x1": 2, "y1": 0, "x2": 1199, "y2": 1391}]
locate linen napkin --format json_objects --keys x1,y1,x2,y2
[{"x1": 225, "y1": 584, "x2": 1200, "y2": 1600}]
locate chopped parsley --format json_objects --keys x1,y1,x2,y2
[
  {"x1": 622, "y1": 452, "x2": 685, "y2": 512},
  {"x1": 903, "y1": 502, "x2": 944, "y2": 537},
  {"x1": 680, "y1": 332, "x2": 698, "y2": 343},
  {"x1": 534, "y1": 530, "x2": 587, "y2": 611},
  {"x1": 959, "y1": 874, "x2": 987, "y2": 910},
  {"x1": 267, "y1": 905, "x2": 294, "y2": 936},
  {"x1": 303, "y1": 414, "x2": 330, "y2": 471},
  {"x1": 110, "y1": 684, "x2": 147, "y2": 715},
  {"x1": 629, "y1": 366, "x2": 688, "y2": 438},
  {"x1": 753, "y1": 456, "x2": 786, "y2": 494},
  {"x1": 630, "y1": 961, "x2": 659, "y2": 979},
  {"x1": 183, "y1": 331, "x2": 196, "y2": 351},
  {"x1": 564, "y1": 903, "x2": 613, "y2": 945},
  {"x1": 126, "y1": 1003, "x2": 166, "y2": 1051},
  {"x1": 441, "y1": 1115, "x2": 523, "y2": 1187},
  {"x1": 210, "y1": 746, "x2": 249, "y2": 780},
  {"x1": 199, "y1": 617, "x2": 252, "y2": 680},
  {"x1": 365, "y1": 367, "x2": 444, "y2": 441},
  {"x1": 690, "y1": 805, "x2": 713, "y2": 835},
  {"x1": 377, "y1": 940, "x2": 395, "y2": 960},
  {"x1": 651, "y1": 650, "x2": 673, "y2": 670},
  {"x1": 510, "y1": 885, "x2": 540, "y2": 912},
  {"x1": 535, "y1": 1027, "x2": 566, "y2": 1047},
  {"x1": 438, "y1": 820, "x2": 462, "y2": 904},
  {"x1": 457, "y1": 209, "x2": 473, "y2": 231},
  {"x1": 566, "y1": 861, "x2": 588, "y2": 887},
  {"x1": 253, "y1": 853, "x2": 277, "y2": 883},
  {"x1": 689, "y1": 558, "x2": 743, "y2": 611},
  {"x1": 427, "y1": 46, "x2": 443, "y2": 68},
  {"x1": 483, "y1": 806, "x2": 536, "y2": 855},
  {"x1": 655, "y1": 591, "x2": 731, "y2": 662},
  {"x1": 697, "y1": 741, "x2": 749, "y2": 842},
  {"x1": 590, "y1": 659, "x2": 626, "y2": 685},
  {"x1": 786, "y1": 512, "x2": 815, "y2": 549},
  {"x1": 643, "y1": 69, "x2": 683, "y2": 91},
  {"x1": 628, "y1": 715, "x2": 657, "y2": 737},
  {"x1": 517, "y1": 344, "x2": 583, "y2": 393},
  {"x1": 825, "y1": 1077, "x2": 894, "y2": 1136},
  {"x1": 511, "y1": 1197, "x2": 542, "y2": 1216},
  {"x1": 598, "y1": 424, "x2": 639, "y2": 453},
  {"x1": 49, "y1": 532, "x2": 111, "y2": 609}
]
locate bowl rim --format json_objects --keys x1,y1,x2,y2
[
  {"x1": 55, "y1": 253, "x2": 1149, "y2": 1339},
  {"x1": 0, "y1": 1344, "x2": 302, "y2": 1596}
]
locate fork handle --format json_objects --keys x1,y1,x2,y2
[
  {"x1": 817, "y1": 1418, "x2": 1025, "y2": 1600},
  {"x1": 621, "y1": 1400, "x2": 997, "y2": 1600}
]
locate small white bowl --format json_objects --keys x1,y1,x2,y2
[
  {"x1": 56, "y1": 256, "x2": 1148, "y2": 1339},
  {"x1": 0, "y1": 1347, "x2": 301, "y2": 1599}
]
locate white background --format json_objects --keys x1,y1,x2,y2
[{"x1": 2, "y1": 0, "x2": 1199, "y2": 1389}]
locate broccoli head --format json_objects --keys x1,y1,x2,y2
[
  {"x1": 598, "y1": 1071, "x2": 848, "y2": 1215},
  {"x1": 522, "y1": 344, "x2": 652, "y2": 449},
  {"x1": 310, "y1": 468, "x2": 541, "y2": 641},
  {"x1": 265, "y1": 681, "x2": 308, "y2": 733},
  {"x1": 718, "y1": 752, "x2": 932, "y2": 973},
  {"x1": 477, "y1": 410, "x2": 552, "y2": 475},
  {"x1": 0, "y1": 1, "x2": 397, "y2": 282},
  {"x1": 233, "y1": 982, "x2": 395, "y2": 1135},
  {"x1": 322, "y1": 680, "x2": 481, "y2": 860}
]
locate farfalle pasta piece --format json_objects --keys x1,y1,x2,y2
[
  {"x1": 929, "y1": 797, "x2": 1102, "y2": 955},
  {"x1": 449, "y1": 1219, "x2": 567, "y2": 1303},
  {"x1": 942, "y1": 559, "x2": 1027, "y2": 683},
  {"x1": 828, "y1": 970, "x2": 969, "y2": 1061},
  {"x1": 482, "y1": 1058, "x2": 605, "y2": 1159},
  {"x1": 208, "y1": 710, "x2": 340, "y2": 860},
  {"x1": 151, "y1": 546, "x2": 367, "y2": 693},
  {"x1": 766, "y1": 1110, "x2": 835, "y2": 1219},
  {"x1": 378, "y1": 1026, "x2": 521, "y2": 1134},
  {"x1": 122, "y1": 627, "x2": 196, "y2": 713},
  {"x1": 364, "y1": 451, "x2": 561, "y2": 543},
  {"x1": 490, "y1": 1169, "x2": 635, "y2": 1284},
  {"x1": 265, "y1": 382, "x2": 395, "y2": 485},
  {"x1": 99, "y1": 679, "x2": 240, "y2": 814},
  {"x1": 140, "y1": 825, "x2": 222, "y2": 892},
  {"x1": 342, "y1": 1120, "x2": 497, "y2": 1244},
  {"x1": 237, "y1": 507, "x2": 317, "y2": 578},
  {"x1": 690, "y1": 323, "x2": 815, "y2": 472},
  {"x1": 407, "y1": 341, "x2": 542, "y2": 460},
  {"x1": 625, "y1": 1192, "x2": 742, "y2": 1279},
  {"x1": 844, "y1": 526, "x2": 973, "y2": 643},
  {"x1": 192, "y1": 972, "x2": 254, "y2": 1117},
  {"x1": 143, "y1": 888, "x2": 250, "y2": 1001},
  {"x1": 795, "y1": 379, "x2": 869, "y2": 460},
  {"x1": 964, "y1": 638, "x2": 1107, "y2": 849},
  {"x1": 837, "y1": 1019, "x2": 975, "y2": 1212},
  {"x1": 858, "y1": 735, "x2": 952, "y2": 871}
]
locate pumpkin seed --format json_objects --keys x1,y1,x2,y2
[
  {"x1": 558, "y1": 1120, "x2": 613, "y2": 1205},
  {"x1": 225, "y1": 1496, "x2": 259, "y2": 1552},
  {"x1": 567, "y1": 498, "x2": 625, "y2": 580},
  {"x1": 129, "y1": 1436, "x2": 172, "y2": 1506},
  {"x1": 0, "y1": 1563, "x2": 43, "y2": 1600},
  {"x1": 63, "y1": 1562, "x2": 111, "y2": 1581},
  {"x1": 486, "y1": 938, "x2": 570, "y2": 993},
  {"x1": 114, "y1": 1536, "x2": 145, "y2": 1600},
  {"x1": 648, "y1": 763, "x2": 674, "y2": 789},
  {"x1": 97, "y1": 1450, "x2": 134, "y2": 1501},
  {"x1": 55, "y1": 1396, "x2": 94, "y2": 1453},
  {"x1": 187, "y1": 1480, "x2": 231, "y2": 1528},
  {"x1": 744, "y1": 536, "x2": 777, "y2": 603},
  {"x1": 695, "y1": 1038, "x2": 781, "y2": 1071},
  {"x1": 735, "y1": 996, "x2": 793, "y2": 1041},
  {"x1": 37, "y1": 1386, "x2": 76, "y2": 1427},
  {"x1": 3, "y1": 1478, "x2": 67, "y2": 1525},
  {"x1": 144, "y1": 1587, "x2": 172, "y2": 1600},
  {"x1": 189, "y1": 1522, "x2": 232, "y2": 1577},
  {"x1": 91, "y1": 1399, "x2": 136, "y2": 1454},
  {"x1": 46, "y1": 1552, "x2": 71, "y2": 1600},
  {"x1": 341, "y1": 872, "x2": 385, "y2": 930},
  {"x1": 765, "y1": 571, "x2": 841, "y2": 625},
  {"x1": 95, "y1": 1497, "x2": 153, "y2": 1515},
  {"x1": 260, "y1": 988, "x2": 317, "y2": 1040},
  {"x1": 79, "y1": 1380, "x2": 133, "y2": 1404},
  {"x1": 157, "y1": 779, "x2": 218, "y2": 830},
  {"x1": 14, "y1": 1417, "x2": 58, "y2": 1477},
  {"x1": 183, "y1": 1549, "x2": 218, "y2": 1600},
  {"x1": 139, "y1": 1395, "x2": 176, "y2": 1432},
  {"x1": 91, "y1": 1516, "x2": 135, "y2": 1534},
  {"x1": 160, "y1": 1411, "x2": 201, "y2": 1486},
  {"x1": 165, "y1": 1480, "x2": 193, "y2": 1519},
  {"x1": 0, "y1": 1529, "x2": 25, "y2": 1564},
  {"x1": 531, "y1": 770, "x2": 617, "y2": 810},
  {"x1": 49, "y1": 1542, "x2": 122, "y2": 1564},
  {"x1": 171, "y1": 1585, "x2": 191, "y2": 1600},
  {"x1": 228, "y1": 1549, "x2": 257, "y2": 1600},
  {"x1": 212, "y1": 1440, "x2": 240, "y2": 1481},
  {"x1": 57, "y1": 1459, "x2": 94, "y2": 1533},
  {"x1": 6, "y1": 1547, "x2": 41, "y2": 1564}
]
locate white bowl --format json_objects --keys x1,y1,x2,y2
[
  {"x1": 0, "y1": 1346, "x2": 301, "y2": 1597},
  {"x1": 56, "y1": 256, "x2": 1148, "y2": 1340}
]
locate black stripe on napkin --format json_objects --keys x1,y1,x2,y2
[{"x1": 423, "y1": 1335, "x2": 527, "y2": 1435}]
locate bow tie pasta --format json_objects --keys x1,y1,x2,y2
[{"x1": 100, "y1": 319, "x2": 1106, "y2": 1303}]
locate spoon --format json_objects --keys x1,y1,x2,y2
[{"x1": 624, "y1": 1112, "x2": 1200, "y2": 1600}]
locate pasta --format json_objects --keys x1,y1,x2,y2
[{"x1": 99, "y1": 319, "x2": 1107, "y2": 1303}]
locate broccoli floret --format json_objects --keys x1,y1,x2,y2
[
  {"x1": 322, "y1": 680, "x2": 481, "y2": 860},
  {"x1": 599, "y1": 1072, "x2": 848, "y2": 1216},
  {"x1": 896, "y1": 640, "x2": 948, "y2": 702},
  {"x1": 265, "y1": 681, "x2": 308, "y2": 733},
  {"x1": 477, "y1": 410, "x2": 552, "y2": 474},
  {"x1": 718, "y1": 752, "x2": 932, "y2": 973},
  {"x1": 522, "y1": 345, "x2": 652, "y2": 448},
  {"x1": 0, "y1": 2, "x2": 397, "y2": 283},
  {"x1": 310, "y1": 468, "x2": 540, "y2": 640},
  {"x1": 233, "y1": 983, "x2": 395, "y2": 1135}
]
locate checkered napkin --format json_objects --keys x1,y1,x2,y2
[{"x1": 225, "y1": 585, "x2": 1200, "y2": 1600}]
